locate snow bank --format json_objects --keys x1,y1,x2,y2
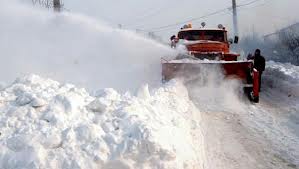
[
  {"x1": 263, "y1": 61, "x2": 299, "y2": 97},
  {"x1": 0, "y1": 75, "x2": 205, "y2": 169}
]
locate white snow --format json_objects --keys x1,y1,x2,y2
[
  {"x1": 182, "y1": 61, "x2": 299, "y2": 169},
  {"x1": 1, "y1": 1, "x2": 299, "y2": 169},
  {"x1": 0, "y1": 75, "x2": 205, "y2": 169},
  {"x1": 0, "y1": 1, "x2": 176, "y2": 91},
  {"x1": 264, "y1": 61, "x2": 299, "y2": 97},
  {"x1": 241, "y1": 61, "x2": 299, "y2": 168}
]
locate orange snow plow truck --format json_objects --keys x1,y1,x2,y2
[{"x1": 162, "y1": 24, "x2": 260, "y2": 103}]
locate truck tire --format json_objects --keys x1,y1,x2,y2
[{"x1": 252, "y1": 96, "x2": 259, "y2": 103}]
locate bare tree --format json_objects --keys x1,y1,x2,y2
[
  {"x1": 278, "y1": 27, "x2": 299, "y2": 65},
  {"x1": 31, "y1": 0, "x2": 52, "y2": 9},
  {"x1": 53, "y1": 0, "x2": 61, "y2": 12},
  {"x1": 31, "y1": 0, "x2": 63, "y2": 12}
]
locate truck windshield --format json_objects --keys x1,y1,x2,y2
[{"x1": 178, "y1": 30, "x2": 226, "y2": 42}]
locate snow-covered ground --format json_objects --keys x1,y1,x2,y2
[
  {"x1": 189, "y1": 61, "x2": 299, "y2": 169},
  {"x1": 1, "y1": 1, "x2": 298, "y2": 169},
  {"x1": 0, "y1": 61, "x2": 298, "y2": 169}
]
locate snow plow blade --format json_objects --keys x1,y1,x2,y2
[
  {"x1": 161, "y1": 58, "x2": 260, "y2": 103},
  {"x1": 162, "y1": 58, "x2": 253, "y2": 81}
]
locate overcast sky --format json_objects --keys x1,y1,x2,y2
[{"x1": 63, "y1": 0, "x2": 299, "y2": 39}]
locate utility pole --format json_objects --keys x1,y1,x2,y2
[
  {"x1": 232, "y1": 0, "x2": 239, "y2": 36},
  {"x1": 53, "y1": 0, "x2": 61, "y2": 12}
]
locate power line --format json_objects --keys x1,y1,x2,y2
[
  {"x1": 237, "y1": 0, "x2": 262, "y2": 7},
  {"x1": 137, "y1": 0, "x2": 265, "y2": 33},
  {"x1": 122, "y1": 2, "x2": 172, "y2": 28},
  {"x1": 117, "y1": 0, "x2": 177, "y2": 29},
  {"x1": 146, "y1": 8, "x2": 229, "y2": 32},
  {"x1": 135, "y1": 9, "x2": 231, "y2": 34}
]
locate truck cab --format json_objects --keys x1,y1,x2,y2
[{"x1": 175, "y1": 27, "x2": 239, "y2": 61}]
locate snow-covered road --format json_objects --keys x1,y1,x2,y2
[{"x1": 189, "y1": 61, "x2": 299, "y2": 169}]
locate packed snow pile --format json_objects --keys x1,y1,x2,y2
[{"x1": 0, "y1": 75, "x2": 205, "y2": 169}]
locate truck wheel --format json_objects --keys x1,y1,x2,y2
[{"x1": 252, "y1": 96, "x2": 259, "y2": 103}]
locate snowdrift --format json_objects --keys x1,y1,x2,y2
[
  {"x1": 0, "y1": 75, "x2": 205, "y2": 169},
  {"x1": 263, "y1": 61, "x2": 299, "y2": 97}
]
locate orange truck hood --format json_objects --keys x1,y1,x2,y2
[{"x1": 182, "y1": 40, "x2": 229, "y2": 53}]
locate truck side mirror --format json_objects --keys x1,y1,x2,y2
[
  {"x1": 234, "y1": 36, "x2": 239, "y2": 44},
  {"x1": 228, "y1": 38, "x2": 233, "y2": 44}
]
